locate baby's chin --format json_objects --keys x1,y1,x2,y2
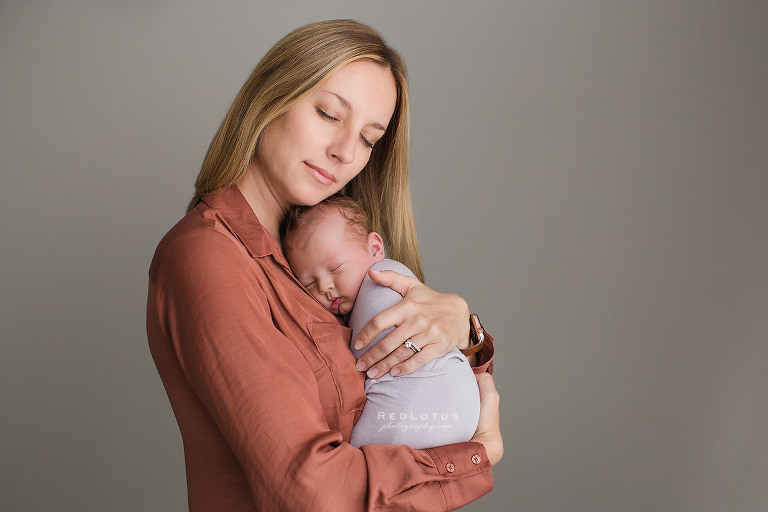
[
  {"x1": 326, "y1": 307, "x2": 346, "y2": 319},
  {"x1": 335, "y1": 299, "x2": 356, "y2": 317}
]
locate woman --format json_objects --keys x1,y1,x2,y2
[{"x1": 147, "y1": 20, "x2": 502, "y2": 511}]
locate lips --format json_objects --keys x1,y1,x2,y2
[
  {"x1": 330, "y1": 297, "x2": 342, "y2": 312},
  {"x1": 305, "y1": 162, "x2": 335, "y2": 185}
]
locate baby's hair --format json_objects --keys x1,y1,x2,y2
[{"x1": 282, "y1": 194, "x2": 374, "y2": 251}]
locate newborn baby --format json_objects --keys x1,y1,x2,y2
[{"x1": 283, "y1": 194, "x2": 480, "y2": 449}]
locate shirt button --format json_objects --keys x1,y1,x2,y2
[
  {"x1": 446, "y1": 462, "x2": 456, "y2": 473},
  {"x1": 471, "y1": 454, "x2": 482, "y2": 464}
]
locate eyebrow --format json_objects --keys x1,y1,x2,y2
[{"x1": 326, "y1": 91, "x2": 387, "y2": 132}]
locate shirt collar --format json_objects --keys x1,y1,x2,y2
[{"x1": 200, "y1": 185, "x2": 289, "y2": 267}]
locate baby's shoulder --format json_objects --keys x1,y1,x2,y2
[
  {"x1": 354, "y1": 259, "x2": 415, "y2": 310},
  {"x1": 369, "y1": 259, "x2": 418, "y2": 280}
]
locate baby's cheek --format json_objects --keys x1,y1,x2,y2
[{"x1": 344, "y1": 274, "x2": 363, "y2": 298}]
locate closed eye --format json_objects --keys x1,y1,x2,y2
[
  {"x1": 303, "y1": 281, "x2": 316, "y2": 290},
  {"x1": 318, "y1": 108, "x2": 375, "y2": 149},
  {"x1": 331, "y1": 263, "x2": 344, "y2": 273},
  {"x1": 317, "y1": 108, "x2": 338, "y2": 122}
]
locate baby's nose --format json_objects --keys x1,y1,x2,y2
[{"x1": 317, "y1": 276, "x2": 334, "y2": 294}]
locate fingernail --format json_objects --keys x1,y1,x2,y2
[
  {"x1": 354, "y1": 339, "x2": 363, "y2": 349},
  {"x1": 357, "y1": 361, "x2": 367, "y2": 371},
  {"x1": 367, "y1": 367, "x2": 379, "y2": 378},
  {"x1": 391, "y1": 367, "x2": 400, "y2": 377}
]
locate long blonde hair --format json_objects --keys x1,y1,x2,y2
[{"x1": 188, "y1": 20, "x2": 423, "y2": 281}]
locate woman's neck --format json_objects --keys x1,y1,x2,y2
[{"x1": 236, "y1": 164, "x2": 288, "y2": 246}]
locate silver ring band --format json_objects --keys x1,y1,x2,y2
[{"x1": 403, "y1": 339, "x2": 421, "y2": 354}]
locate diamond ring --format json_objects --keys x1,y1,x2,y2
[{"x1": 403, "y1": 339, "x2": 421, "y2": 354}]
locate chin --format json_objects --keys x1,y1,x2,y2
[{"x1": 291, "y1": 185, "x2": 340, "y2": 207}]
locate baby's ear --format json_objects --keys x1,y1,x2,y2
[{"x1": 366, "y1": 232, "x2": 385, "y2": 261}]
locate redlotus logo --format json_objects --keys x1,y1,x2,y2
[
  {"x1": 376, "y1": 411, "x2": 460, "y2": 421},
  {"x1": 374, "y1": 411, "x2": 462, "y2": 433}
]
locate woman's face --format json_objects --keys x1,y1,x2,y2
[{"x1": 253, "y1": 60, "x2": 398, "y2": 209}]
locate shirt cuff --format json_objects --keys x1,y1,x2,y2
[
  {"x1": 471, "y1": 330, "x2": 495, "y2": 375},
  {"x1": 424, "y1": 441, "x2": 494, "y2": 510}
]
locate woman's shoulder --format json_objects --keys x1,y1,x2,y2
[{"x1": 149, "y1": 205, "x2": 250, "y2": 283}]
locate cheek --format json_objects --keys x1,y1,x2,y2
[
  {"x1": 335, "y1": 163, "x2": 368, "y2": 192},
  {"x1": 286, "y1": 108, "x2": 329, "y2": 151},
  {"x1": 263, "y1": 113, "x2": 311, "y2": 158},
  {"x1": 340, "y1": 265, "x2": 366, "y2": 294}
]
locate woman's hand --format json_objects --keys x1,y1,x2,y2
[
  {"x1": 354, "y1": 269, "x2": 471, "y2": 378},
  {"x1": 470, "y1": 373, "x2": 503, "y2": 466}
]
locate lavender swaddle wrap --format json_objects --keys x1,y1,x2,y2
[{"x1": 348, "y1": 259, "x2": 480, "y2": 449}]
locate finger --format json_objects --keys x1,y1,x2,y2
[
  {"x1": 356, "y1": 327, "x2": 408, "y2": 372},
  {"x1": 362, "y1": 337, "x2": 425, "y2": 378},
  {"x1": 356, "y1": 306, "x2": 434, "y2": 369},
  {"x1": 353, "y1": 299, "x2": 410, "y2": 350},
  {"x1": 358, "y1": 314, "x2": 434, "y2": 369},
  {"x1": 389, "y1": 338, "x2": 442, "y2": 376},
  {"x1": 369, "y1": 331, "x2": 433, "y2": 376},
  {"x1": 367, "y1": 269, "x2": 422, "y2": 297}
]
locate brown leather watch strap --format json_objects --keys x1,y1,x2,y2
[{"x1": 460, "y1": 313, "x2": 485, "y2": 356}]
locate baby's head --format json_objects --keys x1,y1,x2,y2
[{"x1": 283, "y1": 195, "x2": 385, "y2": 315}]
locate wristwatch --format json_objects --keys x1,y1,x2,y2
[{"x1": 460, "y1": 313, "x2": 485, "y2": 356}]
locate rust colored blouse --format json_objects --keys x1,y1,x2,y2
[{"x1": 147, "y1": 185, "x2": 495, "y2": 511}]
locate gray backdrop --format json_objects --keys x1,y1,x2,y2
[{"x1": 2, "y1": 1, "x2": 766, "y2": 511}]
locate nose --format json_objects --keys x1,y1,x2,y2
[
  {"x1": 329, "y1": 129, "x2": 357, "y2": 164},
  {"x1": 317, "y1": 275, "x2": 334, "y2": 296}
]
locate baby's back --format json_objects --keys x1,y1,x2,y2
[{"x1": 348, "y1": 260, "x2": 480, "y2": 449}]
